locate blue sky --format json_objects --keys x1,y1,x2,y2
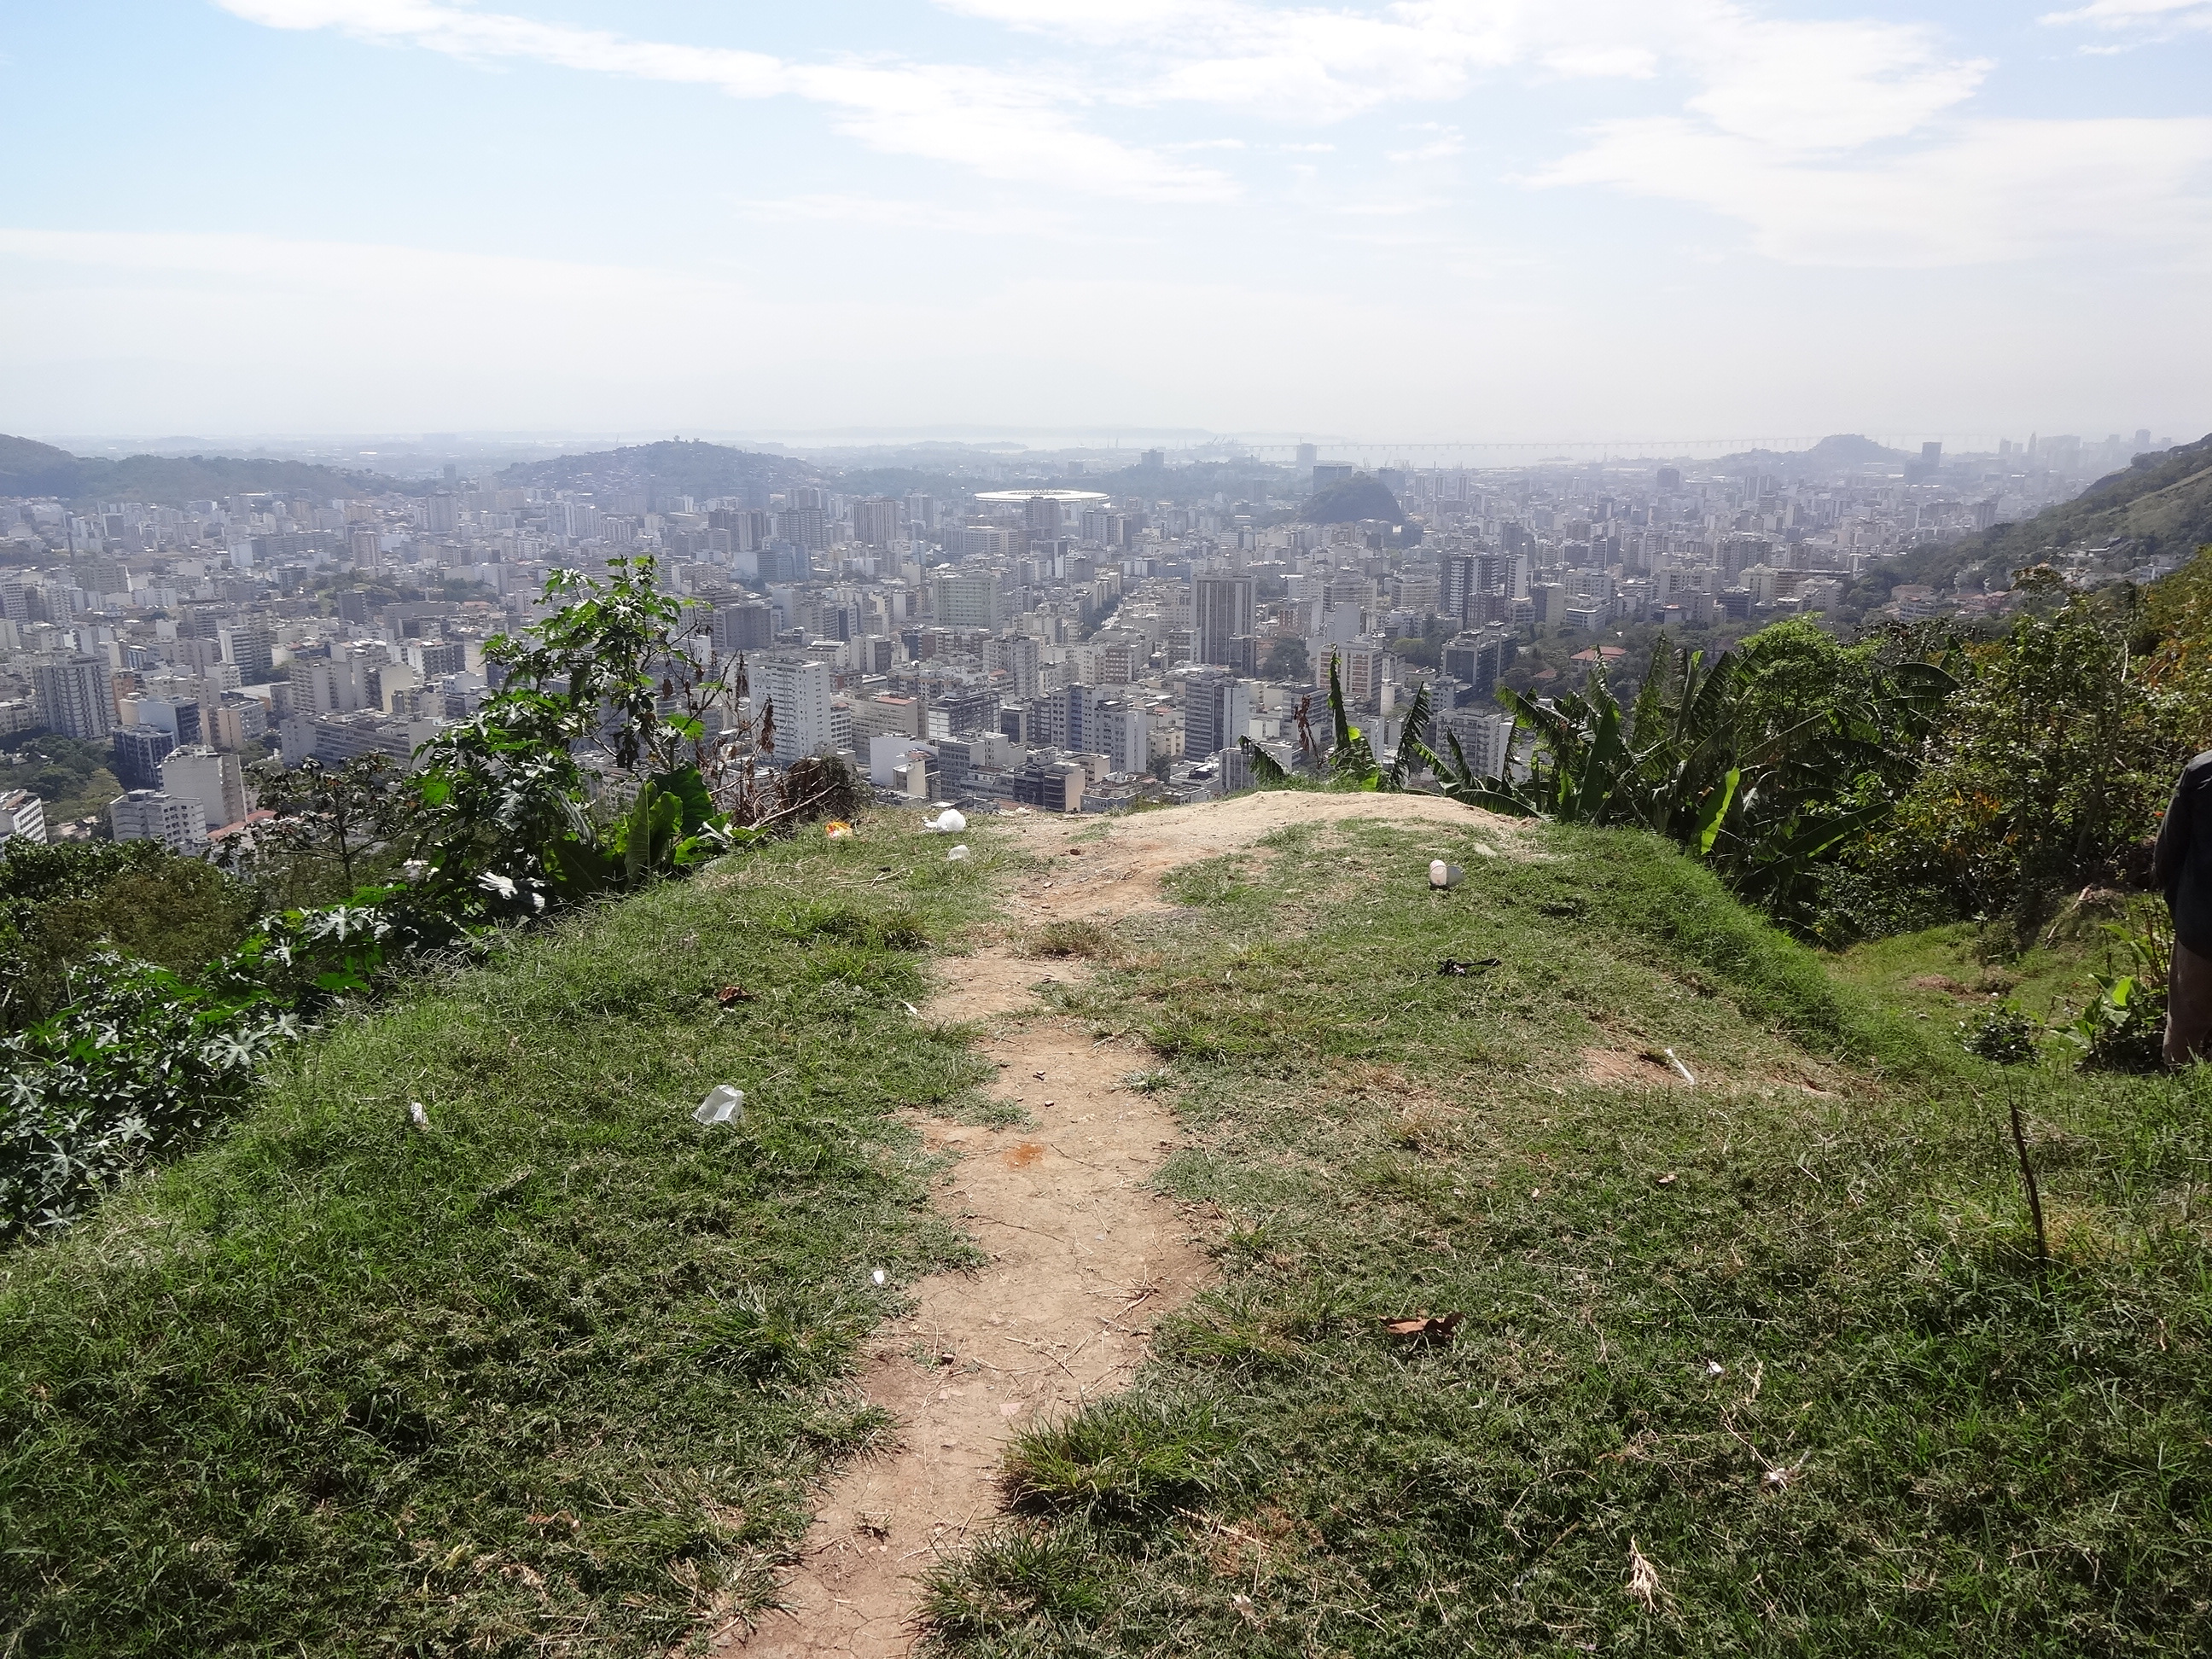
[{"x1": 2, "y1": 0, "x2": 2208, "y2": 444}]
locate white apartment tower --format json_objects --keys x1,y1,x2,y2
[{"x1": 755, "y1": 654, "x2": 835, "y2": 761}]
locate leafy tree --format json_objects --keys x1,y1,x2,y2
[
  {"x1": 3, "y1": 734, "x2": 121, "y2": 825},
  {"x1": 0, "y1": 841, "x2": 257, "y2": 1031},
  {"x1": 1866, "y1": 585, "x2": 2187, "y2": 929},
  {"x1": 244, "y1": 753, "x2": 405, "y2": 894},
  {"x1": 406, "y1": 556, "x2": 845, "y2": 917},
  {"x1": 1388, "y1": 634, "x2": 1441, "y2": 671},
  {"x1": 1260, "y1": 637, "x2": 1310, "y2": 683}
]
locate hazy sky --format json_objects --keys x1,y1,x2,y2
[{"x1": 2, "y1": 0, "x2": 2208, "y2": 445}]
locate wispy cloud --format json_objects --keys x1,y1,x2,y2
[
  {"x1": 2040, "y1": 0, "x2": 2212, "y2": 32},
  {"x1": 1537, "y1": 117, "x2": 2212, "y2": 265},
  {"x1": 211, "y1": 0, "x2": 2212, "y2": 270},
  {"x1": 213, "y1": 0, "x2": 1234, "y2": 201}
]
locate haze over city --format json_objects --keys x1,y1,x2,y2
[{"x1": 4, "y1": 0, "x2": 2210, "y2": 441}]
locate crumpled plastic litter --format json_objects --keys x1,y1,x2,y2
[
  {"x1": 946, "y1": 844, "x2": 971, "y2": 862},
  {"x1": 824, "y1": 820, "x2": 853, "y2": 839},
  {"x1": 408, "y1": 1100, "x2": 429, "y2": 1130},
  {"x1": 693, "y1": 1085, "x2": 746, "y2": 1126},
  {"x1": 1429, "y1": 859, "x2": 1464, "y2": 889},
  {"x1": 923, "y1": 808, "x2": 967, "y2": 834},
  {"x1": 871, "y1": 1268, "x2": 888, "y2": 1286}
]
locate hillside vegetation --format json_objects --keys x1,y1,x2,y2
[
  {"x1": 0, "y1": 434, "x2": 408, "y2": 506},
  {"x1": 1885, "y1": 432, "x2": 2212, "y2": 595},
  {"x1": 494, "y1": 439, "x2": 816, "y2": 502},
  {"x1": 918, "y1": 812, "x2": 2210, "y2": 1656},
  {"x1": 1301, "y1": 473, "x2": 1404, "y2": 525},
  {"x1": 5, "y1": 804, "x2": 2207, "y2": 1655},
  {"x1": 1, "y1": 826, "x2": 1004, "y2": 1652}
]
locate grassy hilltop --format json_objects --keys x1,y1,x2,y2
[{"x1": 4, "y1": 802, "x2": 2208, "y2": 1656}]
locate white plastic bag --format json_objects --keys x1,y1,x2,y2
[
  {"x1": 947, "y1": 844, "x2": 971, "y2": 862},
  {"x1": 923, "y1": 808, "x2": 968, "y2": 834},
  {"x1": 693, "y1": 1085, "x2": 746, "y2": 1126}
]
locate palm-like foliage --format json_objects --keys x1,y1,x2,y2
[
  {"x1": 1244, "y1": 631, "x2": 1959, "y2": 931},
  {"x1": 1469, "y1": 634, "x2": 1955, "y2": 924}
]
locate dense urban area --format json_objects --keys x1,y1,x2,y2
[{"x1": 0, "y1": 427, "x2": 2183, "y2": 848}]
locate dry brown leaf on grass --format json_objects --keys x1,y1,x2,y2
[
  {"x1": 1627, "y1": 1539, "x2": 1665, "y2": 1610},
  {"x1": 1380, "y1": 1312, "x2": 1464, "y2": 1345}
]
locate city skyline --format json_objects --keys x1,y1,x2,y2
[{"x1": 2, "y1": 1, "x2": 2209, "y2": 439}]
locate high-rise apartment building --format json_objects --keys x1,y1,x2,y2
[
  {"x1": 32, "y1": 655, "x2": 115, "y2": 740},
  {"x1": 755, "y1": 653, "x2": 834, "y2": 760},
  {"x1": 1024, "y1": 496, "x2": 1062, "y2": 540},
  {"x1": 932, "y1": 571, "x2": 1001, "y2": 630},
  {"x1": 712, "y1": 598, "x2": 775, "y2": 656},
  {"x1": 222, "y1": 619, "x2": 275, "y2": 683},
  {"x1": 112, "y1": 724, "x2": 177, "y2": 792},
  {"x1": 1092, "y1": 697, "x2": 1149, "y2": 775},
  {"x1": 1184, "y1": 671, "x2": 1250, "y2": 762},
  {"x1": 1441, "y1": 628, "x2": 1516, "y2": 698},
  {"x1": 852, "y1": 498, "x2": 901, "y2": 550},
  {"x1": 160, "y1": 745, "x2": 247, "y2": 832},
  {"x1": 778, "y1": 507, "x2": 828, "y2": 550},
  {"x1": 0, "y1": 789, "x2": 46, "y2": 846},
  {"x1": 108, "y1": 789, "x2": 207, "y2": 853},
  {"x1": 1194, "y1": 575, "x2": 1254, "y2": 667}
]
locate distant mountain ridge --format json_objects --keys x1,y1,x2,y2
[
  {"x1": 0, "y1": 434, "x2": 410, "y2": 505},
  {"x1": 1713, "y1": 434, "x2": 1914, "y2": 474},
  {"x1": 494, "y1": 439, "x2": 819, "y2": 501}
]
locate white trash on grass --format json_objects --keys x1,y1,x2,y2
[
  {"x1": 1429, "y1": 859, "x2": 1464, "y2": 889},
  {"x1": 946, "y1": 844, "x2": 972, "y2": 862},
  {"x1": 922, "y1": 808, "x2": 967, "y2": 834},
  {"x1": 693, "y1": 1085, "x2": 746, "y2": 1126},
  {"x1": 408, "y1": 1100, "x2": 429, "y2": 1130}
]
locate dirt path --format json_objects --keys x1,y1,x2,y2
[{"x1": 724, "y1": 796, "x2": 1514, "y2": 1656}]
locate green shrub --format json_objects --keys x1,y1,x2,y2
[{"x1": 0, "y1": 956, "x2": 296, "y2": 1239}]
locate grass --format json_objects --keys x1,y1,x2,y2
[
  {"x1": 917, "y1": 814, "x2": 2212, "y2": 1656},
  {"x1": 10, "y1": 800, "x2": 2211, "y2": 1655},
  {"x1": 0, "y1": 817, "x2": 1014, "y2": 1656}
]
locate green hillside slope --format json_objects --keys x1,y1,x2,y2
[
  {"x1": 925, "y1": 815, "x2": 2212, "y2": 1656},
  {"x1": 1, "y1": 828, "x2": 1000, "y2": 1654},
  {"x1": 1885, "y1": 432, "x2": 2212, "y2": 594},
  {"x1": 495, "y1": 439, "x2": 817, "y2": 501},
  {"x1": 0, "y1": 434, "x2": 410, "y2": 504},
  {"x1": 1301, "y1": 472, "x2": 1404, "y2": 524},
  {"x1": 4, "y1": 806, "x2": 2207, "y2": 1655}
]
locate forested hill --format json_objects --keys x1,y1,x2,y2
[
  {"x1": 0, "y1": 434, "x2": 410, "y2": 505},
  {"x1": 1714, "y1": 434, "x2": 1912, "y2": 475},
  {"x1": 494, "y1": 439, "x2": 818, "y2": 501},
  {"x1": 1302, "y1": 472, "x2": 1405, "y2": 524},
  {"x1": 1880, "y1": 431, "x2": 2212, "y2": 595}
]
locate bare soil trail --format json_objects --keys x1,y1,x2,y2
[{"x1": 725, "y1": 796, "x2": 1515, "y2": 1656}]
